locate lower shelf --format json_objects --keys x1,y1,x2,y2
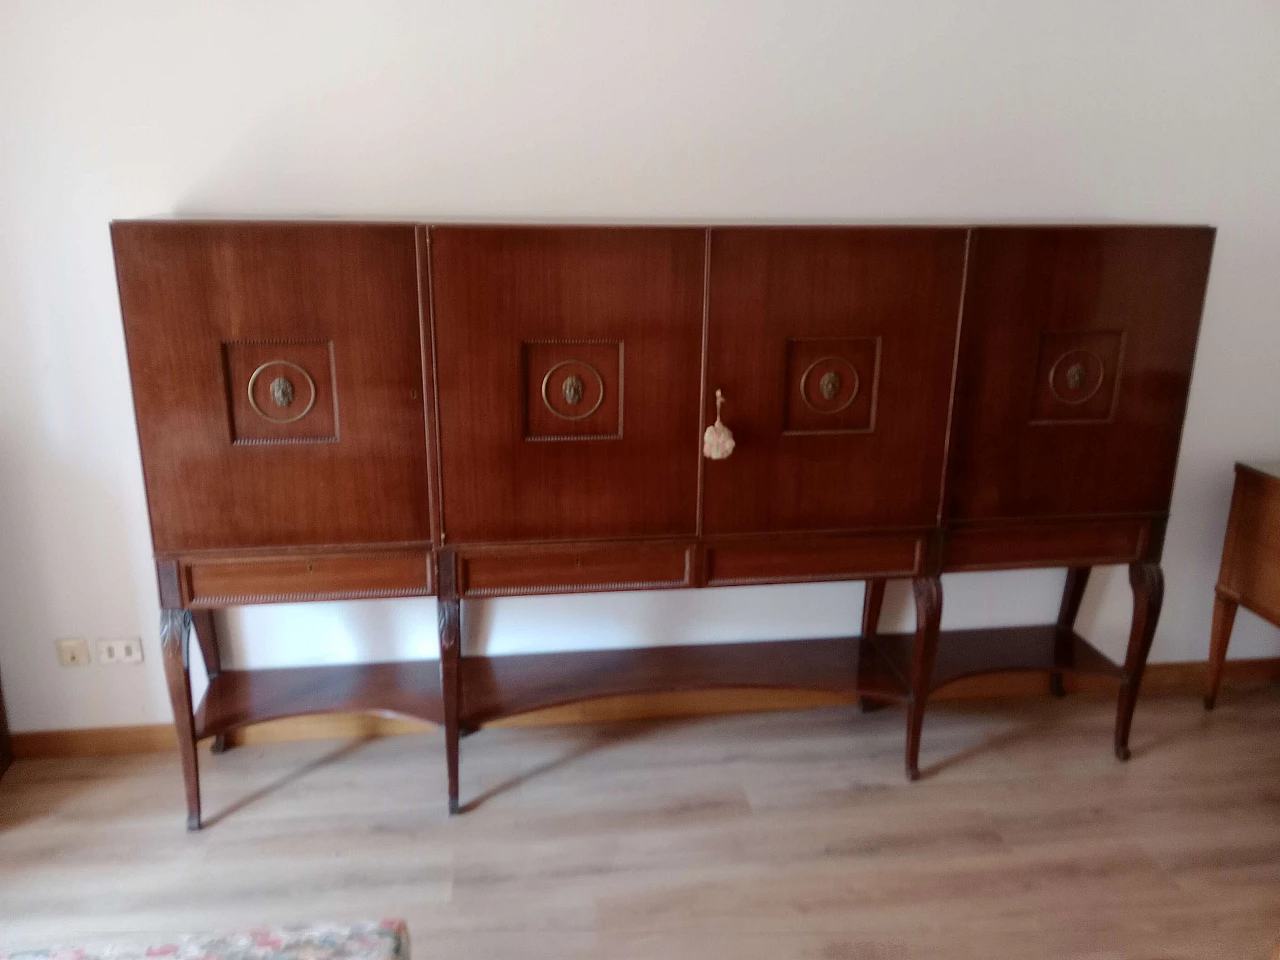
[{"x1": 193, "y1": 626, "x2": 1124, "y2": 741}]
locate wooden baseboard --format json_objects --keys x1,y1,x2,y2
[{"x1": 11, "y1": 657, "x2": 1280, "y2": 760}]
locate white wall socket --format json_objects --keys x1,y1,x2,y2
[
  {"x1": 96, "y1": 637, "x2": 143, "y2": 665},
  {"x1": 56, "y1": 637, "x2": 91, "y2": 666}
]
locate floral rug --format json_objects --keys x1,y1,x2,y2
[{"x1": 0, "y1": 921, "x2": 409, "y2": 960}]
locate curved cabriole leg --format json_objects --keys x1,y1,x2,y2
[
  {"x1": 1051, "y1": 567, "x2": 1092, "y2": 697},
  {"x1": 1204, "y1": 591, "x2": 1238, "y2": 710},
  {"x1": 1114, "y1": 563, "x2": 1164, "y2": 761},
  {"x1": 905, "y1": 576, "x2": 943, "y2": 781},
  {"x1": 160, "y1": 609, "x2": 201, "y2": 831},
  {"x1": 437, "y1": 553, "x2": 463, "y2": 815},
  {"x1": 858, "y1": 579, "x2": 888, "y2": 713}
]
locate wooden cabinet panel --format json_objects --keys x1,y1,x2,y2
[
  {"x1": 946, "y1": 227, "x2": 1214, "y2": 521},
  {"x1": 1216, "y1": 466, "x2": 1280, "y2": 623},
  {"x1": 703, "y1": 228, "x2": 968, "y2": 534},
  {"x1": 706, "y1": 534, "x2": 923, "y2": 585},
  {"x1": 943, "y1": 519, "x2": 1149, "y2": 571},
  {"x1": 458, "y1": 543, "x2": 693, "y2": 596},
  {"x1": 113, "y1": 222, "x2": 432, "y2": 552},
  {"x1": 431, "y1": 227, "x2": 705, "y2": 542},
  {"x1": 185, "y1": 552, "x2": 432, "y2": 607}
]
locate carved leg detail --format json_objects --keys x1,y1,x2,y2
[
  {"x1": 858, "y1": 579, "x2": 889, "y2": 713},
  {"x1": 1204, "y1": 592, "x2": 1238, "y2": 711},
  {"x1": 1052, "y1": 567, "x2": 1091, "y2": 698},
  {"x1": 160, "y1": 609, "x2": 201, "y2": 831},
  {"x1": 906, "y1": 576, "x2": 943, "y2": 781},
  {"x1": 438, "y1": 553, "x2": 462, "y2": 816},
  {"x1": 1115, "y1": 563, "x2": 1164, "y2": 761}
]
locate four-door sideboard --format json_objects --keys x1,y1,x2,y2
[{"x1": 111, "y1": 221, "x2": 1215, "y2": 829}]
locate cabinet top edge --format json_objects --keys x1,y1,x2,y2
[{"x1": 108, "y1": 218, "x2": 1217, "y2": 232}]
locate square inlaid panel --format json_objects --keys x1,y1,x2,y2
[
  {"x1": 431, "y1": 226, "x2": 704, "y2": 542},
  {"x1": 523, "y1": 340, "x2": 623, "y2": 440},
  {"x1": 224, "y1": 340, "x2": 338, "y2": 443},
  {"x1": 946, "y1": 226, "x2": 1214, "y2": 521},
  {"x1": 783, "y1": 337, "x2": 880, "y2": 435},
  {"x1": 112, "y1": 222, "x2": 431, "y2": 551},
  {"x1": 1029, "y1": 329, "x2": 1124, "y2": 424}
]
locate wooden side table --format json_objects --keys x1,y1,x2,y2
[{"x1": 1205, "y1": 461, "x2": 1280, "y2": 709}]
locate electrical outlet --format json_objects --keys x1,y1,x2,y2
[
  {"x1": 56, "y1": 637, "x2": 91, "y2": 666},
  {"x1": 96, "y1": 637, "x2": 144, "y2": 665}
]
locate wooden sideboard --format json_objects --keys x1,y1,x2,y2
[{"x1": 111, "y1": 221, "x2": 1215, "y2": 829}]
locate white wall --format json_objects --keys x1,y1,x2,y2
[{"x1": 1, "y1": 0, "x2": 1278, "y2": 732}]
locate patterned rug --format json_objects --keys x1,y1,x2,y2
[{"x1": 0, "y1": 921, "x2": 409, "y2": 960}]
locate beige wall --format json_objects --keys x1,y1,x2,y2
[{"x1": 1, "y1": 1, "x2": 1278, "y2": 731}]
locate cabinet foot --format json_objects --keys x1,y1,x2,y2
[
  {"x1": 211, "y1": 734, "x2": 228, "y2": 754},
  {"x1": 1051, "y1": 567, "x2": 1091, "y2": 699},
  {"x1": 438, "y1": 551, "x2": 463, "y2": 816},
  {"x1": 160, "y1": 608, "x2": 201, "y2": 832},
  {"x1": 1113, "y1": 562, "x2": 1163, "y2": 762},
  {"x1": 904, "y1": 576, "x2": 942, "y2": 781},
  {"x1": 1204, "y1": 592, "x2": 1237, "y2": 711}
]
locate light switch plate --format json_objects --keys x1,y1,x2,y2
[
  {"x1": 96, "y1": 637, "x2": 144, "y2": 665},
  {"x1": 56, "y1": 637, "x2": 91, "y2": 666}
]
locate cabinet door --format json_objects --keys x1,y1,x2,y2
[
  {"x1": 431, "y1": 227, "x2": 705, "y2": 542},
  {"x1": 703, "y1": 228, "x2": 968, "y2": 534},
  {"x1": 113, "y1": 222, "x2": 432, "y2": 552},
  {"x1": 946, "y1": 227, "x2": 1214, "y2": 521}
]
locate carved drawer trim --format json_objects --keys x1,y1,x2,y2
[{"x1": 183, "y1": 552, "x2": 432, "y2": 607}]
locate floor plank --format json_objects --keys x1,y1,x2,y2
[{"x1": 1, "y1": 691, "x2": 1278, "y2": 959}]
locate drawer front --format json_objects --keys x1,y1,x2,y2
[
  {"x1": 707, "y1": 535, "x2": 923, "y2": 585},
  {"x1": 943, "y1": 520, "x2": 1149, "y2": 571},
  {"x1": 459, "y1": 544, "x2": 693, "y2": 597},
  {"x1": 185, "y1": 552, "x2": 432, "y2": 606}
]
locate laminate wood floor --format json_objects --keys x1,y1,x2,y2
[{"x1": 2, "y1": 691, "x2": 1279, "y2": 959}]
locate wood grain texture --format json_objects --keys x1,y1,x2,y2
[
  {"x1": 112, "y1": 221, "x2": 1219, "y2": 821},
  {"x1": 703, "y1": 228, "x2": 968, "y2": 534},
  {"x1": 946, "y1": 226, "x2": 1214, "y2": 522},
  {"x1": 430, "y1": 227, "x2": 705, "y2": 542},
  {"x1": 112, "y1": 222, "x2": 432, "y2": 551},
  {"x1": 458, "y1": 541, "x2": 692, "y2": 596},
  {"x1": 184, "y1": 551, "x2": 431, "y2": 606},
  {"x1": 5, "y1": 692, "x2": 1280, "y2": 958},
  {"x1": 705, "y1": 533, "x2": 922, "y2": 585},
  {"x1": 942, "y1": 517, "x2": 1149, "y2": 571}
]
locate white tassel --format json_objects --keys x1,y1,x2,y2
[{"x1": 702, "y1": 389, "x2": 735, "y2": 460}]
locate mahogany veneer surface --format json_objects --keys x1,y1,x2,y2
[
  {"x1": 946, "y1": 227, "x2": 1214, "y2": 523},
  {"x1": 704, "y1": 228, "x2": 967, "y2": 534},
  {"x1": 112, "y1": 219, "x2": 1216, "y2": 826},
  {"x1": 430, "y1": 227, "x2": 706, "y2": 543},
  {"x1": 112, "y1": 222, "x2": 432, "y2": 551}
]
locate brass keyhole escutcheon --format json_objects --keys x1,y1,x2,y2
[
  {"x1": 270, "y1": 376, "x2": 295, "y2": 408},
  {"x1": 562, "y1": 375, "x2": 584, "y2": 406},
  {"x1": 1065, "y1": 363, "x2": 1085, "y2": 391},
  {"x1": 819, "y1": 371, "x2": 841, "y2": 401}
]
